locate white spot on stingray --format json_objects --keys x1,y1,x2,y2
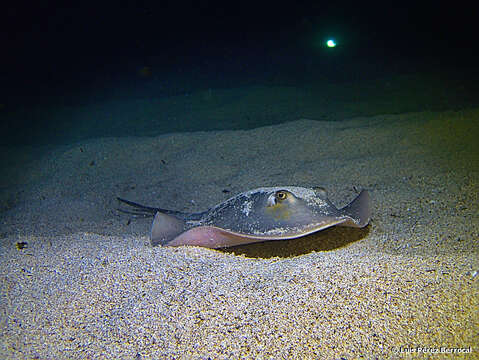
[
  {"x1": 242, "y1": 200, "x2": 253, "y2": 216},
  {"x1": 186, "y1": 220, "x2": 202, "y2": 226}
]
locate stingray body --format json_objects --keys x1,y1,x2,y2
[{"x1": 117, "y1": 186, "x2": 370, "y2": 249}]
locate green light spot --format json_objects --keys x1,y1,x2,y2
[{"x1": 326, "y1": 39, "x2": 336, "y2": 48}]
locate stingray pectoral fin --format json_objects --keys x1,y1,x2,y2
[
  {"x1": 338, "y1": 189, "x2": 371, "y2": 228},
  {"x1": 161, "y1": 220, "x2": 349, "y2": 249},
  {"x1": 150, "y1": 212, "x2": 186, "y2": 246},
  {"x1": 163, "y1": 226, "x2": 264, "y2": 249}
]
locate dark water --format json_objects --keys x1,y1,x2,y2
[{"x1": 1, "y1": 2, "x2": 479, "y2": 147}]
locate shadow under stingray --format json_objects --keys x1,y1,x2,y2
[{"x1": 219, "y1": 225, "x2": 371, "y2": 259}]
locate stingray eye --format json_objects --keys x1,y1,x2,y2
[{"x1": 275, "y1": 191, "x2": 288, "y2": 201}]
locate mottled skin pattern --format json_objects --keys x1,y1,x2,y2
[{"x1": 187, "y1": 187, "x2": 340, "y2": 236}]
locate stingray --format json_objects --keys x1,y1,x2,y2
[{"x1": 117, "y1": 186, "x2": 370, "y2": 249}]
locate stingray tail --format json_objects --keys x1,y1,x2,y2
[
  {"x1": 117, "y1": 197, "x2": 159, "y2": 217},
  {"x1": 117, "y1": 197, "x2": 187, "y2": 218},
  {"x1": 150, "y1": 212, "x2": 187, "y2": 246},
  {"x1": 339, "y1": 190, "x2": 371, "y2": 228}
]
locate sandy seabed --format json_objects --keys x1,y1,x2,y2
[{"x1": 1, "y1": 108, "x2": 478, "y2": 359}]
